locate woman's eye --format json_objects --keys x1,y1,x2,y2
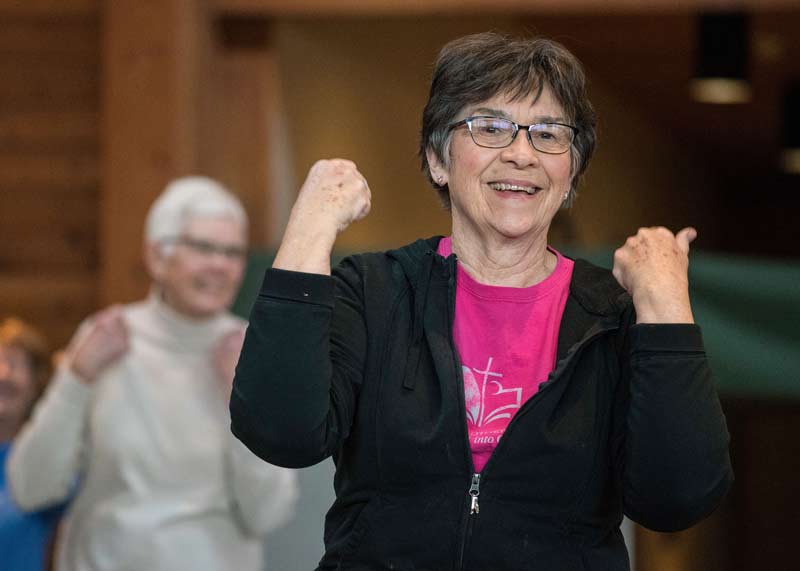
[{"x1": 476, "y1": 120, "x2": 510, "y2": 135}]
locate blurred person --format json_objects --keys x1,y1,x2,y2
[
  {"x1": 0, "y1": 317, "x2": 63, "y2": 571},
  {"x1": 8, "y1": 177, "x2": 298, "y2": 571},
  {"x1": 230, "y1": 33, "x2": 733, "y2": 570}
]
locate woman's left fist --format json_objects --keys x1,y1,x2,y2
[{"x1": 612, "y1": 226, "x2": 696, "y2": 324}]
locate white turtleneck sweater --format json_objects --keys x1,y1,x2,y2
[{"x1": 7, "y1": 295, "x2": 298, "y2": 571}]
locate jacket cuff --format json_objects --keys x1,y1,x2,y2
[
  {"x1": 629, "y1": 323, "x2": 705, "y2": 354},
  {"x1": 258, "y1": 268, "x2": 335, "y2": 307}
]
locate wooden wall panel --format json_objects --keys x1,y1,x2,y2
[
  {"x1": 0, "y1": 5, "x2": 100, "y2": 348},
  {"x1": 0, "y1": 110, "x2": 97, "y2": 150},
  {"x1": 0, "y1": 275, "x2": 96, "y2": 350},
  {"x1": 0, "y1": 0, "x2": 98, "y2": 17},
  {"x1": 101, "y1": 0, "x2": 209, "y2": 305}
]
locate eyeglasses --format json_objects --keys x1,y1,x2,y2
[
  {"x1": 448, "y1": 116, "x2": 578, "y2": 155},
  {"x1": 163, "y1": 236, "x2": 248, "y2": 261}
]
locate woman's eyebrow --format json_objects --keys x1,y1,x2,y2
[
  {"x1": 470, "y1": 108, "x2": 567, "y2": 124},
  {"x1": 472, "y1": 107, "x2": 509, "y2": 118}
]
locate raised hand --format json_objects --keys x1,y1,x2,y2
[
  {"x1": 612, "y1": 227, "x2": 696, "y2": 324},
  {"x1": 274, "y1": 159, "x2": 372, "y2": 274},
  {"x1": 68, "y1": 306, "x2": 130, "y2": 383},
  {"x1": 212, "y1": 327, "x2": 246, "y2": 402}
]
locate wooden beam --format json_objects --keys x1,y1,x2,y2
[
  {"x1": 102, "y1": 0, "x2": 209, "y2": 304},
  {"x1": 214, "y1": 0, "x2": 800, "y2": 17},
  {"x1": 0, "y1": 0, "x2": 98, "y2": 17},
  {"x1": 198, "y1": 20, "x2": 275, "y2": 247},
  {"x1": 0, "y1": 110, "x2": 97, "y2": 150}
]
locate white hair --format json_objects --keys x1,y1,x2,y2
[{"x1": 144, "y1": 176, "x2": 248, "y2": 244}]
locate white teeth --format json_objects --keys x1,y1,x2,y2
[{"x1": 489, "y1": 182, "x2": 539, "y2": 195}]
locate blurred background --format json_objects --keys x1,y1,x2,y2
[{"x1": 1, "y1": 0, "x2": 798, "y2": 569}]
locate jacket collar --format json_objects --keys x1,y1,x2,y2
[
  {"x1": 388, "y1": 237, "x2": 630, "y2": 315},
  {"x1": 386, "y1": 237, "x2": 632, "y2": 374}
]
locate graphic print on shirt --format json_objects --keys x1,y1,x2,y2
[{"x1": 463, "y1": 357, "x2": 522, "y2": 427}]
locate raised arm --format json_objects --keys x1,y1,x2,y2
[
  {"x1": 230, "y1": 159, "x2": 371, "y2": 468},
  {"x1": 8, "y1": 307, "x2": 129, "y2": 509},
  {"x1": 612, "y1": 227, "x2": 733, "y2": 531}
]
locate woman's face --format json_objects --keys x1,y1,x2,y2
[
  {"x1": 0, "y1": 344, "x2": 37, "y2": 433},
  {"x1": 149, "y1": 217, "x2": 247, "y2": 319},
  {"x1": 429, "y1": 86, "x2": 573, "y2": 245}
]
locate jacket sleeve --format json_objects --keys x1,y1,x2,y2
[
  {"x1": 230, "y1": 259, "x2": 366, "y2": 468},
  {"x1": 224, "y1": 432, "x2": 299, "y2": 537},
  {"x1": 7, "y1": 368, "x2": 91, "y2": 510},
  {"x1": 621, "y1": 323, "x2": 733, "y2": 532}
]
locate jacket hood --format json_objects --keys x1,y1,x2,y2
[
  {"x1": 386, "y1": 237, "x2": 444, "y2": 390},
  {"x1": 385, "y1": 235, "x2": 630, "y2": 318}
]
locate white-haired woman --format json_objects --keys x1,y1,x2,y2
[{"x1": 8, "y1": 177, "x2": 298, "y2": 571}]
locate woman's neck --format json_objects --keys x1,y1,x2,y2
[{"x1": 451, "y1": 227, "x2": 556, "y2": 287}]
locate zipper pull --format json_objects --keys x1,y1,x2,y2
[{"x1": 468, "y1": 473, "x2": 481, "y2": 515}]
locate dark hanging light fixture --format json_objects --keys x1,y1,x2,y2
[
  {"x1": 781, "y1": 82, "x2": 800, "y2": 174},
  {"x1": 690, "y1": 12, "x2": 752, "y2": 104}
]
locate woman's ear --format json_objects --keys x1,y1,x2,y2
[
  {"x1": 426, "y1": 148, "x2": 448, "y2": 186},
  {"x1": 143, "y1": 241, "x2": 167, "y2": 281}
]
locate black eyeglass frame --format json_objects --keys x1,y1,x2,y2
[
  {"x1": 160, "y1": 235, "x2": 249, "y2": 260},
  {"x1": 447, "y1": 115, "x2": 579, "y2": 155}
]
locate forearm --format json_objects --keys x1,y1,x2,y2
[
  {"x1": 7, "y1": 369, "x2": 91, "y2": 509},
  {"x1": 623, "y1": 324, "x2": 733, "y2": 531},
  {"x1": 272, "y1": 214, "x2": 337, "y2": 275}
]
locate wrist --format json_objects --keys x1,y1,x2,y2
[
  {"x1": 633, "y1": 292, "x2": 695, "y2": 324},
  {"x1": 273, "y1": 216, "x2": 338, "y2": 274},
  {"x1": 69, "y1": 362, "x2": 99, "y2": 384}
]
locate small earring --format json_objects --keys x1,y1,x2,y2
[{"x1": 563, "y1": 192, "x2": 569, "y2": 201}]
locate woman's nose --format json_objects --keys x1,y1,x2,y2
[{"x1": 500, "y1": 130, "x2": 540, "y2": 167}]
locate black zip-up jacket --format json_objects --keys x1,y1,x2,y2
[{"x1": 231, "y1": 237, "x2": 733, "y2": 571}]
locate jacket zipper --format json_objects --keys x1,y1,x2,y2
[
  {"x1": 468, "y1": 473, "x2": 481, "y2": 514},
  {"x1": 457, "y1": 472, "x2": 481, "y2": 570}
]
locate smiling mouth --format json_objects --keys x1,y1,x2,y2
[{"x1": 488, "y1": 182, "x2": 541, "y2": 195}]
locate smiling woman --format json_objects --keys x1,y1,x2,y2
[
  {"x1": 7, "y1": 178, "x2": 298, "y2": 571},
  {"x1": 231, "y1": 31, "x2": 733, "y2": 571}
]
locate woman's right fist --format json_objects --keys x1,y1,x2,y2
[{"x1": 293, "y1": 159, "x2": 372, "y2": 235}]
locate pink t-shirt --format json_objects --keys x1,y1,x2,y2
[{"x1": 437, "y1": 237, "x2": 574, "y2": 473}]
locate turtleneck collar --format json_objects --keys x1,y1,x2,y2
[{"x1": 133, "y1": 288, "x2": 235, "y2": 352}]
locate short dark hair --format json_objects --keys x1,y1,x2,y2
[{"x1": 420, "y1": 32, "x2": 597, "y2": 208}]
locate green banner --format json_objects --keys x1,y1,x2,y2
[{"x1": 234, "y1": 249, "x2": 800, "y2": 399}]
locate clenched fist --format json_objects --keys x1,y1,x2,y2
[
  {"x1": 612, "y1": 227, "x2": 696, "y2": 324},
  {"x1": 293, "y1": 159, "x2": 372, "y2": 234},
  {"x1": 68, "y1": 305, "x2": 130, "y2": 383},
  {"x1": 274, "y1": 159, "x2": 372, "y2": 275}
]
